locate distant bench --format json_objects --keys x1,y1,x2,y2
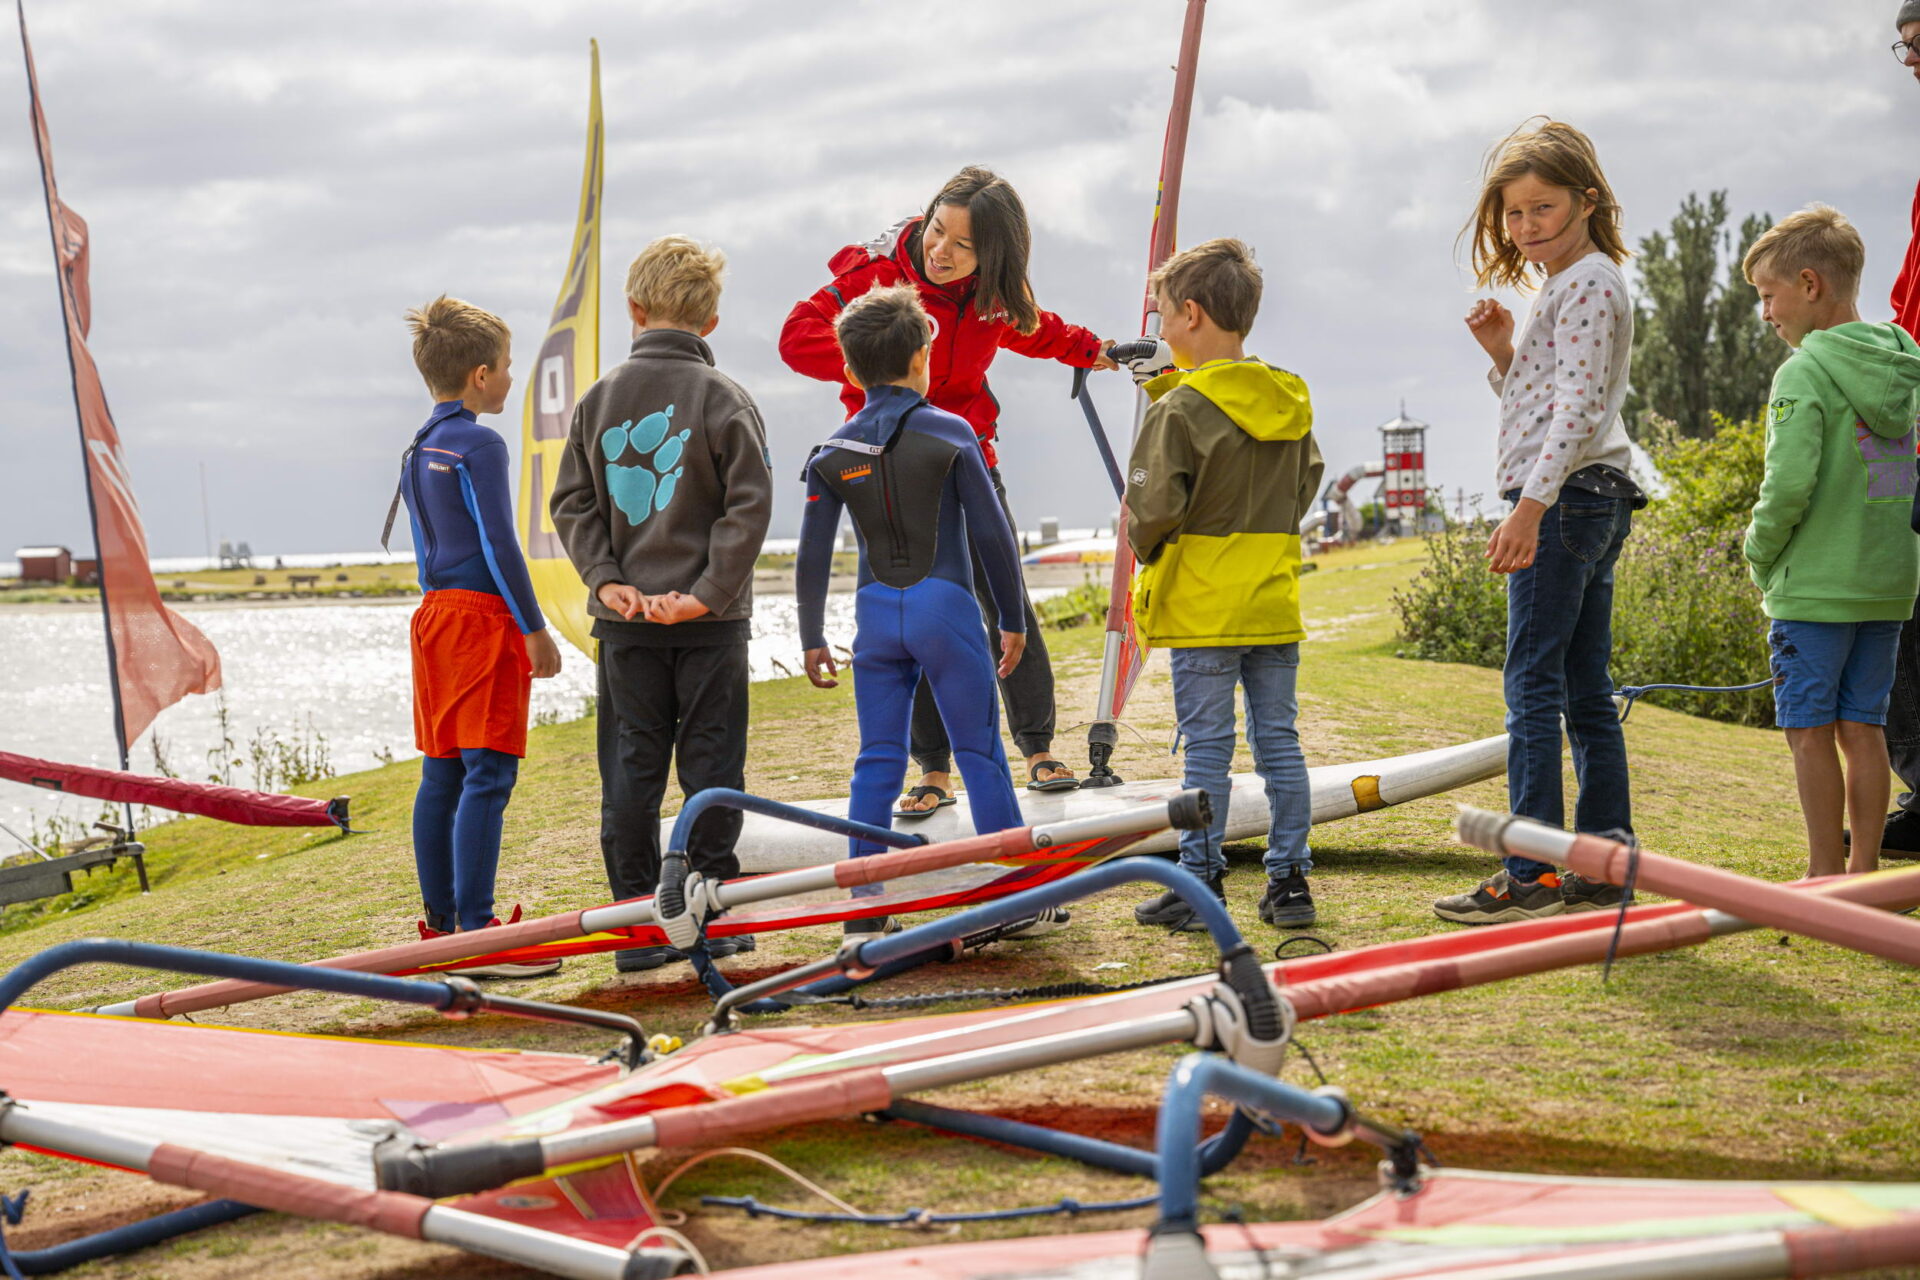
[{"x1": 287, "y1": 574, "x2": 321, "y2": 591}]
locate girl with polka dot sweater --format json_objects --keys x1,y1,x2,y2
[{"x1": 1432, "y1": 120, "x2": 1644, "y2": 929}]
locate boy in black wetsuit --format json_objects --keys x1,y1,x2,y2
[{"x1": 796, "y1": 286, "x2": 1059, "y2": 935}]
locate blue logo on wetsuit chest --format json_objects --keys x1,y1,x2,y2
[{"x1": 602, "y1": 405, "x2": 690, "y2": 526}]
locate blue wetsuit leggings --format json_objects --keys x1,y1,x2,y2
[
  {"x1": 413, "y1": 747, "x2": 519, "y2": 932},
  {"x1": 850, "y1": 578, "x2": 1024, "y2": 875}
]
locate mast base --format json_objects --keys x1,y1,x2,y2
[{"x1": 1083, "y1": 725, "x2": 1125, "y2": 788}]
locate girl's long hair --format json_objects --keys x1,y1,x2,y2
[
  {"x1": 917, "y1": 166, "x2": 1041, "y2": 334},
  {"x1": 1461, "y1": 118, "x2": 1628, "y2": 291}
]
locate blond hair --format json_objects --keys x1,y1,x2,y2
[
  {"x1": 405, "y1": 295, "x2": 508, "y2": 399},
  {"x1": 625, "y1": 235, "x2": 726, "y2": 325},
  {"x1": 1150, "y1": 238, "x2": 1263, "y2": 335},
  {"x1": 835, "y1": 285, "x2": 932, "y2": 386},
  {"x1": 1463, "y1": 118, "x2": 1627, "y2": 291},
  {"x1": 1742, "y1": 204, "x2": 1865, "y2": 300}
]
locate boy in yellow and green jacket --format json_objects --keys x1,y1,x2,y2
[{"x1": 1123, "y1": 238, "x2": 1324, "y2": 932}]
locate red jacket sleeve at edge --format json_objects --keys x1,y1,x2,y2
[{"x1": 998, "y1": 308, "x2": 1104, "y2": 366}]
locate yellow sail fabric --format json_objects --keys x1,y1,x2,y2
[{"x1": 515, "y1": 41, "x2": 603, "y2": 656}]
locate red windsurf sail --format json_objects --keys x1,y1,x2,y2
[
  {"x1": 20, "y1": 0, "x2": 221, "y2": 756},
  {"x1": 0, "y1": 750, "x2": 348, "y2": 831}
]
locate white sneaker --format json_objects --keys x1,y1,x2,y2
[{"x1": 446, "y1": 956, "x2": 563, "y2": 980}]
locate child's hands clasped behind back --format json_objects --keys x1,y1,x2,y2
[
  {"x1": 1464, "y1": 298, "x2": 1517, "y2": 375},
  {"x1": 645, "y1": 592, "x2": 711, "y2": 625},
  {"x1": 596, "y1": 582, "x2": 648, "y2": 620}
]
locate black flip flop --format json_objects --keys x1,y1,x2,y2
[
  {"x1": 1026, "y1": 761, "x2": 1081, "y2": 792},
  {"x1": 895, "y1": 785, "x2": 956, "y2": 819}
]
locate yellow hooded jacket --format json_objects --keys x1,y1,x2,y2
[{"x1": 1124, "y1": 358, "x2": 1323, "y2": 647}]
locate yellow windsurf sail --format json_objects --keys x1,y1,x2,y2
[{"x1": 515, "y1": 41, "x2": 603, "y2": 656}]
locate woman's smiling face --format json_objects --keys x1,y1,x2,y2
[{"x1": 921, "y1": 203, "x2": 978, "y2": 285}]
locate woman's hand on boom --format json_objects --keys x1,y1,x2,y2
[{"x1": 1092, "y1": 340, "x2": 1119, "y2": 372}]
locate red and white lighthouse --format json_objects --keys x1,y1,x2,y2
[{"x1": 1378, "y1": 402, "x2": 1428, "y2": 534}]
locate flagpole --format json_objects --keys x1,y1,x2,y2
[{"x1": 17, "y1": 0, "x2": 133, "y2": 779}]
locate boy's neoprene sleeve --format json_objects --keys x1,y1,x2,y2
[
  {"x1": 457, "y1": 439, "x2": 545, "y2": 635},
  {"x1": 951, "y1": 447, "x2": 1026, "y2": 634},
  {"x1": 794, "y1": 464, "x2": 843, "y2": 651}
]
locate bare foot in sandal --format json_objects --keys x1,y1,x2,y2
[
  {"x1": 1026, "y1": 753, "x2": 1080, "y2": 792},
  {"x1": 898, "y1": 771, "x2": 953, "y2": 815}
]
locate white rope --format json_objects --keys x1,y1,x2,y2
[
  {"x1": 650, "y1": 1145, "x2": 871, "y2": 1220},
  {"x1": 625, "y1": 1224, "x2": 711, "y2": 1274}
]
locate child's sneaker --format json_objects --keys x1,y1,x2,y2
[
  {"x1": 1134, "y1": 875, "x2": 1225, "y2": 932},
  {"x1": 1432, "y1": 870, "x2": 1565, "y2": 925},
  {"x1": 615, "y1": 946, "x2": 687, "y2": 973},
  {"x1": 1258, "y1": 870, "x2": 1316, "y2": 928},
  {"x1": 1558, "y1": 871, "x2": 1628, "y2": 913},
  {"x1": 844, "y1": 915, "x2": 903, "y2": 936},
  {"x1": 447, "y1": 911, "x2": 562, "y2": 978}
]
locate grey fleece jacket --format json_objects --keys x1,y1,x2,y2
[{"x1": 550, "y1": 329, "x2": 773, "y2": 626}]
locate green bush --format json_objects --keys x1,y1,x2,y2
[{"x1": 1392, "y1": 415, "x2": 1774, "y2": 726}]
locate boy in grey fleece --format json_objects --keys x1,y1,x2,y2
[{"x1": 550, "y1": 236, "x2": 773, "y2": 971}]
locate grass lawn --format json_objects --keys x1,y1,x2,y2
[{"x1": 0, "y1": 540, "x2": 1913, "y2": 1277}]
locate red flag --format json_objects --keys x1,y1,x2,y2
[{"x1": 20, "y1": 2, "x2": 221, "y2": 752}]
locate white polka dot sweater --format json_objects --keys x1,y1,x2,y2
[{"x1": 1489, "y1": 251, "x2": 1635, "y2": 506}]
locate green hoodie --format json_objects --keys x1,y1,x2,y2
[
  {"x1": 1124, "y1": 358, "x2": 1324, "y2": 646},
  {"x1": 1744, "y1": 320, "x2": 1920, "y2": 622}
]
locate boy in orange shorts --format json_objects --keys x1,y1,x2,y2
[{"x1": 390, "y1": 296, "x2": 562, "y2": 975}]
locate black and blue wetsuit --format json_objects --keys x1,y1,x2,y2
[
  {"x1": 398, "y1": 401, "x2": 545, "y2": 634},
  {"x1": 796, "y1": 384, "x2": 1027, "y2": 863}
]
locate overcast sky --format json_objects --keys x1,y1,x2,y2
[{"x1": 2, "y1": 0, "x2": 1916, "y2": 561}]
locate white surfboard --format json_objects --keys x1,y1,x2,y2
[{"x1": 683, "y1": 734, "x2": 1509, "y2": 873}]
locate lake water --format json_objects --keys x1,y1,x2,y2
[{"x1": 0, "y1": 593, "x2": 874, "y2": 843}]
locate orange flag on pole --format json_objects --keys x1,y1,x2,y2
[{"x1": 18, "y1": 0, "x2": 221, "y2": 758}]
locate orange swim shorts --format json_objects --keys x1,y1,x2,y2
[{"x1": 411, "y1": 589, "x2": 531, "y2": 758}]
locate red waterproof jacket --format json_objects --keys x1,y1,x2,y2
[
  {"x1": 779, "y1": 216, "x2": 1105, "y2": 468},
  {"x1": 1895, "y1": 176, "x2": 1920, "y2": 341}
]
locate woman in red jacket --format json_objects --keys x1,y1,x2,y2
[{"x1": 780, "y1": 165, "x2": 1115, "y2": 813}]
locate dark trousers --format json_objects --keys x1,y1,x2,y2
[
  {"x1": 1501, "y1": 492, "x2": 1634, "y2": 879},
  {"x1": 1888, "y1": 594, "x2": 1920, "y2": 811},
  {"x1": 911, "y1": 466, "x2": 1054, "y2": 772},
  {"x1": 596, "y1": 639, "x2": 749, "y2": 902}
]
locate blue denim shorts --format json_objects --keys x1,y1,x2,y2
[{"x1": 1767, "y1": 618, "x2": 1904, "y2": 729}]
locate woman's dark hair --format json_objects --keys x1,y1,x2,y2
[{"x1": 919, "y1": 166, "x2": 1040, "y2": 334}]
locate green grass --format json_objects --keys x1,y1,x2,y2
[{"x1": 1, "y1": 539, "x2": 1915, "y2": 1277}]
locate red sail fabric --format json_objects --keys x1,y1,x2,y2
[
  {"x1": 21, "y1": 7, "x2": 221, "y2": 748},
  {"x1": 0, "y1": 751, "x2": 347, "y2": 830}
]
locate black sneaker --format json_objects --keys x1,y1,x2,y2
[
  {"x1": 706, "y1": 933, "x2": 757, "y2": 958},
  {"x1": 1879, "y1": 810, "x2": 1920, "y2": 859},
  {"x1": 1258, "y1": 870, "x2": 1317, "y2": 928},
  {"x1": 1134, "y1": 875, "x2": 1225, "y2": 932},
  {"x1": 615, "y1": 946, "x2": 687, "y2": 973},
  {"x1": 844, "y1": 915, "x2": 902, "y2": 936},
  {"x1": 1003, "y1": 907, "x2": 1071, "y2": 939},
  {"x1": 1560, "y1": 871, "x2": 1628, "y2": 913},
  {"x1": 1432, "y1": 871, "x2": 1565, "y2": 925}
]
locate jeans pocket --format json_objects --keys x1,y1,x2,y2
[
  {"x1": 1173, "y1": 647, "x2": 1239, "y2": 678},
  {"x1": 1558, "y1": 501, "x2": 1618, "y2": 564}
]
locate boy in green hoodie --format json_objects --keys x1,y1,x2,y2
[
  {"x1": 1123, "y1": 239, "x2": 1325, "y2": 931},
  {"x1": 1742, "y1": 204, "x2": 1920, "y2": 877}
]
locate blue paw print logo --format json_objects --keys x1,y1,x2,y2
[{"x1": 602, "y1": 405, "x2": 690, "y2": 526}]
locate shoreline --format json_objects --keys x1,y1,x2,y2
[{"x1": 0, "y1": 564, "x2": 1108, "y2": 615}]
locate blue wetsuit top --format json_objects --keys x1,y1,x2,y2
[
  {"x1": 398, "y1": 401, "x2": 545, "y2": 635},
  {"x1": 795, "y1": 384, "x2": 1024, "y2": 651}
]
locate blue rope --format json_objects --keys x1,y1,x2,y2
[
  {"x1": 1615, "y1": 677, "x2": 1777, "y2": 722},
  {"x1": 700, "y1": 1191, "x2": 1157, "y2": 1226}
]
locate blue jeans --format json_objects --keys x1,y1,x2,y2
[
  {"x1": 1502, "y1": 492, "x2": 1633, "y2": 880},
  {"x1": 1167, "y1": 644, "x2": 1313, "y2": 882},
  {"x1": 412, "y1": 747, "x2": 519, "y2": 932},
  {"x1": 848, "y1": 577, "x2": 1025, "y2": 894}
]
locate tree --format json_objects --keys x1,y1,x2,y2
[{"x1": 1623, "y1": 192, "x2": 1778, "y2": 440}]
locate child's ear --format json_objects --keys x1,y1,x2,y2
[
  {"x1": 843, "y1": 362, "x2": 866, "y2": 391},
  {"x1": 627, "y1": 298, "x2": 647, "y2": 328},
  {"x1": 699, "y1": 312, "x2": 719, "y2": 338},
  {"x1": 910, "y1": 345, "x2": 931, "y2": 374},
  {"x1": 1800, "y1": 268, "x2": 1822, "y2": 300}
]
